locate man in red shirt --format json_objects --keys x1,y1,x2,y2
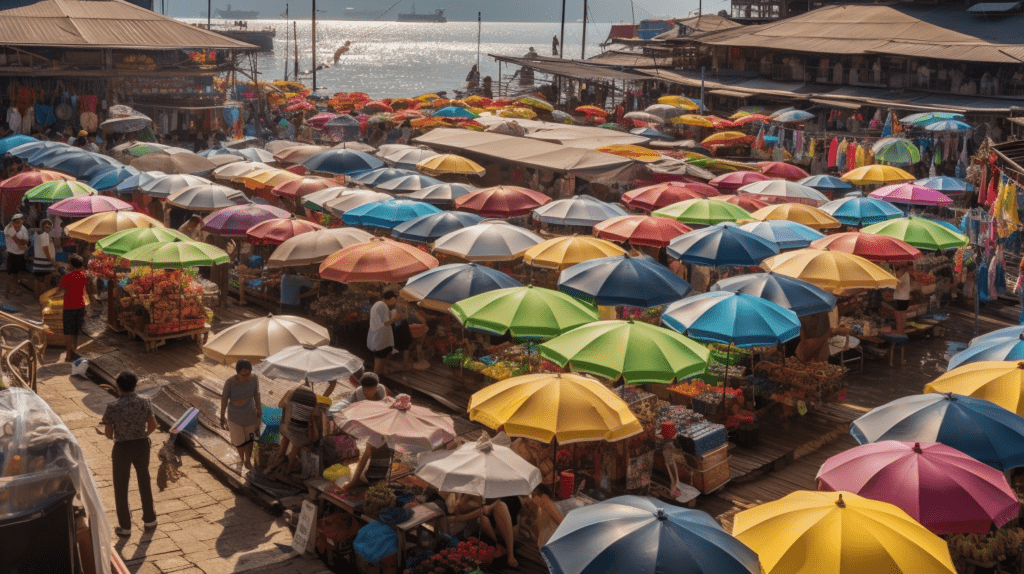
[{"x1": 59, "y1": 255, "x2": 92, "y2": 362}]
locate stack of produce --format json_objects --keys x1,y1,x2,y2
[
  {"x1": 362, "y1": 484, "x2": 396, "y2": 519},
  {"x1": 947, "y1": 528, "x2": 1024, "y2": 565},
  {"x1": 39, "y1": 288, "x2": 65, "y2": 346},
  {"x1": 86, "y1": 251, "x2": 118, "y2": 281},
  {"x1": 117, "y1": 268, "x2": 208, "y2": 335},
  {"x1": 754, "y1": 356, "x2": 847, "y2": 406}
]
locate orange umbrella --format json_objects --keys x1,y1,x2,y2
[
  {"x1": 702, "y1": 131, "x2": 753, "y2": 147},
  {"x1": 455, "y1": 186, "x2": 551, "y2": 217},
  {"x1": 594, "y1": 144, "x2": 661, "y2": 162},
  {"x1": 319, "y1": 237, "x2": 439, "y2": 283},
  {"x1": 706, "y1": 116, "x2": 737, "y2": 129},
  {"x1": 575, "y1": 105, "x2": 607, "y2": 116},
  {"x1": 245, "y1": 217, "x2": 325, "y2": 246},
  {"x1": 0, "y1": 169, "x2": 75, "y2": 193},
  {"x1": 273, "y1": 145, "x2": 328, "y2": 164},
  {"x1": 244, "y1": 169, "x2": 303, "y2": 190},
  {"x1": 271, "y1": 176, "x2": 339, "y2": 199}
]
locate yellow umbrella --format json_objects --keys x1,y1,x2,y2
[
  {"x1": 657, "y1": 95, "x2": 700, "y2": 111},
  {"x1": 841, "y1": 165, "x2": 915, "y2": 185},
  {"x1": 203, "y1": 315, "x2": 330, "y2": 364},
  {"x1": 230, "y1": 166, "x2": 277, "y2": 184},
  {"x1": 523, "y1": 236, "x2": 626, "y2": 270},
  {"x1": 729, "y1": 111, "x2": 751, "y2": 120},
  {"x1": 415, "y1": 93, "x2": 440, "y2": 102},
  {"x1": 761, "y1": 248, "x2": 897, "y2": 293},
  {"x1": 733, "y1": 490, "x2": 956, "y2": 574},
  {"x1": 417, "y1": 154, "x2": 486, "y2": 177},
  {"x1": 243, "y1": 169, "x2": 303, "y2": 190},
  {"x1": 670, "y1": 115, "x2": 715, "y2": 128},
  {"x1": 701, "y1": 131, "x2": 752, "y2": 146},
  {"x1": 65, "y1": 211, "x2": 164, "y2": 242},
  {"x1": 467, "y1": 372, "x2": 643, "y2": 444},
  {"x1": 924, "y1": 361, "x2": 1024, "y2": 415},
  {"x1": 751, "y1": 203, "x2": 842, "y2": 230},
  {"x1": 593, "y1": 144, "x2": 662, "y2": 163}
]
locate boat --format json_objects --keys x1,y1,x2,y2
[
  {"x1": 396, "y1": 5, "x2": 447, "y2": 22},
  {"x1": 214, "y1": 4, "x2": 259, "y2": 19},
  {"x1": 337, "y1": 7, "x2": 387, "y2": 20}
]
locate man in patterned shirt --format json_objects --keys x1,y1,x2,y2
[{"x1": 101, "y1": 372, "x2": 158, "y2": 537}]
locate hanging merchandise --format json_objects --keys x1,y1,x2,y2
[
  {"x1": 991, "y1": 249, "x2": 1005, "y2": 296},
  {"x1": 977, "y1": 255, "x2": 990, "y2": 303},
  {"x1": 828, "y1": 137, "x2": 839, "y2": 168},
  {"x1": 836, "y1": 139, "x2": 847, "y2": 169},
  {"x1": 854, "y1": 144, "x2": 865, "y2": 168},
  {"x1": 846, "y1": 141, "x2": 856, "y2": 173},
  {"x1": 808, "y1": 138, "x2": 816, "y2": 158}
]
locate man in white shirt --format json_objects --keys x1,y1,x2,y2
[
  {"x1": 4, "y1": 214, "x2": 29, "y2": 297},
  {"x1": 367, "y1": 290, "x2": 405, "y2": 375}
]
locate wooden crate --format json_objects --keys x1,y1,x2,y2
[
  {"x1": 687, "y1": 457, "x2": 730, "y2": 493},
  {"x1": 684, "y1": 445, "x2": 728, "y2": 472}
]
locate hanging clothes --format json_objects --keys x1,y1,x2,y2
[
  {"x1": 846, "y1": 141, "x2": 857, "y2": 172},
  {"x1": 828, "y1": 137, "x2": 839, "y2": 168},
  {"x1": 992, "y1": 254, "x2": 1006, "y2": 296},
  {"x1": 836, "y1": 139, "x2": 847, "y2": 169},
  {"x1": 808, "y1": 138, "x2": 816, "y2": 158},
  {"x1": 855, "y1": 144, "x2": 866, "y2": 168}
]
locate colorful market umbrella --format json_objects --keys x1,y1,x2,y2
[
  {"x1": 245, "y1": 217, "x2": 324, "y2": 246},
  {"x1": 417, "y1": 154, "x2": 486, "y2": 177},
  {"x1": 841, "y1": 165, "x2": 915, "y2": 185},
  {"x1": 750, "y1": 203, "x2": 841, "y2": 230},
  {"x1": 869, "y1": 183, "x2": 953, "y2": 207},
  {"x1": 818, "y1": 196, "x2": 904, "y2": 226},
  {"x1": 861, "y1": 217, "x2": 968, "y2": 250},
  {"x1": 433, "y1": 221, "x2": 543, "y2": 261},
  {"x1": 454, "y1": 186, "x2": 552, "y2": 217},
  {"x1": 202, "y1": 315, "x2": 330, "y2": 364},
  {"x1": 120, "y1": 240, "x2": 228, "y2": 268},
  {"x1": 873, "y1": 139, "x2": 922, "y2": 167},
  {"x1": 339, "y1": 395, "x2": 455, "y2": 452},
  {"x1": 593, "y1": 215, "x2": 692, "y2": 248},
  {"x1": 167, "y1": 184, "x2": 251, "y2": 211},
  {"x1": 140, "y1": 174, "x2": 212, "y2": 199},
  {"x1": 711, "y1": 272, "x2": 836, "y2": 317},
  {"x1": 737, "y1": 179, "x2": 829, "y2": 206},
  {"x1": 242, "y1": 168, "x2": 303, "y2": 191},
  {"x1": 717, "y1": 195, "x2": 768, "y2": 212},
  {"x1": 947, "y1": 337, "x2": 1024, "y2": 371},
  {"x1": 0, "y1": 134, "x2": 37, "y2": 154},
  {"x1": 130, "y1": 151, "x2": 215, "y2": 175},
  {"x1": 738, "y1": 220, "x2": 825, "y2": 249},
  {"x1": 434, "y1": 106, "x2": 479, "y2": 119},
  {"x1": 758, "y1": 161, "x2": 809, "y2": 181},
  {"x1": 254, "y1": 344, "x2": 363, "y2": 384},
  {"x1": 810, "y1": 232, "x2": 922, "y2": 263},
  {"x1": 732, "y1": 113, "x2": 772, "y2": 126},
  {"x1": 66, "y1": 211, "x2": 163, "y2": 242},
  {"x1": 96, "y1": 227, "x2": 191, "y2": 257},
  {"x1": 971, "y1": 325, "x2": 1024, "y2": 348},
  {"x1": 708, "y1": 171, "x2": 770, "y2": 192},
  {"x1": 402, "y1": 182, "x2": 478, "y2": 206},
  {"x1": 523, "y1": 236, "x2": 627, "y2": 271},
  {"x1": 0, "y1": 170, "x2": 74, "y2": 198},
  {"x1": 213, "y1": 161, "x2": 271, "y2": 181},
  {"x1": 658, "y1": 95, "x2": 700, "y2": 110},
  {"x1": 925, "y1": 361, "x2": 1024, "y2": 416},
  {"x1": 667, "y1": 222, "x2": 780, "y2": 267},
  {"x1": 380, "y1": 146, "x2": 441, "y2": 170},
  {"x1": 670, "y1": 114, "x2": 714, "y2": 128},
  {"x1": 653, "y1": 198, "x2": 752, "y2": 226},
  {"x1": 915, "y1": 176, "x2": 974, "y2": 193},
  {"x1": 902, "y1": 112, "x2": 964, "y2": 125},
  {"x1": 451, "y1": 285, "x2": 599, "y2": 339},
  {"x1": 273, "y1": 145, "x2": 329, "y2": 165},
  {"x1": 532, "y1": 195, "x2": 628, "y2": 227},
  {"x1": 644, "y1": 104, "x2": 690, "y2": 121},
  {"x1": 341, "y1": 198, "x2": 442, "y2": 229},
  {"x1": 115, "y1": 171, "x2": 166, "y2": 194},
  {"x1": 467, "y1": 372, "x2": 642, "y2": 444},
  {"x1": 594, "y1": 144, "x2": 662, "y2": 162},
  {"x1": 557, "y1": 254, "x2": 692, "y2": 308},
  {"x1": 23, "y1": 180, "x2": 96, "y2": 203},
  {"x1": 542, "y1": 495, "x2": 760, "y2": 574},
  {"x1": 401, "y1": 263, "x2": 522, "y2": 312},
  {"x1": 772, "y1": 110, "x2": 814, "y2": 123},
  {"x1": 303, "y1": 149, "x2": 384, "y2": 175},
  {"x1": 391, "y1": 211, "x2": 483, "y2": 243},
  {"x1": 761, "y1": 248, "x2": 897, "y2": 293},
  {"x1": 925, "y1": 120, "x2": 971, "y2": 132},
  {"x1": 267, "y1": 227, "x2": 373, "y2": 268},
  {"x1": 87, "y1": 166, "x2": 142, "y2": 192},
  {"x1": 798, "y1": 174, "x2": 854, "y2": 193},
  {"x1": 662, "y1": 291, "x2": 801, "y2": 347},
  {"x1": 374, "y1": 173, "x2": 444, "y2": 192},
  {"x1": 271, "y1": 176, "x2": 338, "y2": 200},
  {"x1": 732, "y1": 491, "x2": 956, "y2": 574},
  {"x1": 701, "y1": 131, "x2": 752, "y2": 147},
  {"x1": 300, "y1": 186, "x2": 358, "y2": 212},
  {"x1": 201, "y1": 204, "x2": 290, "y2": 237},
  {"x1": 9, "y1": 140, "x2": 68, "y2": 160},
  {"x1": 816, "y1": 441, "x2": 1019, "y2": 534},
  {"x1": 319, "y1": 237, "x2": 439, "y2": 283},
  {"x1": 323, "y1": 191, "x2": 392, "y2": 216},
  {"x1": 349, "y1": 167, "x2": 419, "y2": 187},
  {"x1": 415, "y1": 433, "x2": 541, "y2": 498},
  {"x1": 48, "y1": 195, "x2": 132, "y2": 217},
  {"x1": 540, "y1": 320, "x2": 709, "y2": 385},
  {"x1": 46, "y1": 152, "x2": 124, "y2": 179},
  {"x1": 621, "y1": 182, "x2": 709, "y2": 211}
]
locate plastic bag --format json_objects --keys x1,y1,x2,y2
[
  {"x1": 353, "y1": 520, "x2": 397, "y2": 563},
  {"x1": 71, "y1": 358, "x2": 89, "y2": 377}
]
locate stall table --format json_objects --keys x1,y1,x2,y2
[{"x1": 123, "y1": 323, "x2": 210, "y2": 353}]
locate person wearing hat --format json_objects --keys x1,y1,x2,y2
[
  {"x1": 4, "y1": 214, "x2": 29, "y2": 297},
  {"x1": 73, "y1": 129, "x2": 89, "y2": 148}
]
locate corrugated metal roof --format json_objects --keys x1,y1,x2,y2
[
  {"x1": 0, "y1": 0, "x2": 257, "y2": 50},
  {"x1": 489, "y1": 54, "x2": 650, "y2": 81},
  {"x1": 709, "y1": 89, "x2": 753, "y2": 98},
  {"x1": 587, "y1": 51, "x2": 667, "y2": 68},
  {"x1": 810, "y1": 98, "x2": 862, "y2": 109}
]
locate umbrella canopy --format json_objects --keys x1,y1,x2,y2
[
  {"x1": 24, "y1": 145, "x2": 77, "y2": 165},
  {"x1": 662, "y1": 291, "x2": 800, "y2": 347},
  {"x1": 401, "y1": 263, "x2": 522, "y2": 312},
  {"x1": 523, "y1": 236, "x2": 627, "y2": 271},
  {"x1": 761, "y1": 248, "x2": 897, "y2": 293},
  {"x1": 861, "y1": 217, "x2": 968, "y2": 250},
  {"x1": 644, "y1": 104, "x2": 690, "y2": 120},
  {"x1": 433, "y1": 221, "x2": 543, "y2": 261},
  {"x1": 416, "y1": 434, "x2": 541, "y2": 498},
  {"x1": 245, "y1": 217, "x2": 324, "y2": 246},
  {"x1": 455, "y1": 186, "x2": 552, "y2": 217},
  {"x1": 140, "y1": 174, "x2": 212, "y2": 199},
  {"x1": 87, "y1": 166, "x2": 142, "y2": 192},
  {"x1": 201, "y1": 204, "x2": 290, "y2": 237},
  {"x1": 816, "y1": 440, "x2": 1018, "y2": 535},
  {"x1": 758, "y1": 161, "x2": 809, "y2": 181},
  {"x1": 818, "y1": 196, "x2": 904, "y2": 226},
  {"x1": 798, "y1": 174, "x2": 854, "y2": 193},
  {"x1": 733, "y1": 490, "x2": 956, "y2": 574},
  {"x1": 915, "y1": 176, "x2": 973, "y2": 193},
  {"x1": 47, "y1": 153, "x2": 123, "y2": 178},
  {"x1": 96, "y1": 227, "x2": 190, "y2": 257},
  {"x1": 532, "y1": 195, "x2": 628, "y2": 227},
  {"x1": 738, "y1": 179, "x2": 829, "y2": 207},
  {"x1": 303, "y1": 149, "x2": 384, "y2": 175},
  {"x1": 593, "y1": 215, "x2": 692, "y2": 248},
  {"x1": 349, "y1": 167, "x2": 419, "y2": 187},
  {"x1": 623, "y1": 111, "x2": 665, "y2": 124},
  {"x1": 841, "y1": 165, "x2": 915, "y2": 185},
  {"x1": 629, "y1": 126, "x2": 674, "y2": 141},
  {"x1": 738, "y1": 220, "x2": 825, "y2": 249},
  {"x1": 658, "y1": 95, "x2": 700, "y2": 110},
  {"x1": 242, "y1": 168, "x2": 303, "y2": 190},
  {"x1": 115, "y1": 171, "x2": 166, "y2": 194},
  {"x1": 0, "y1": 169, "x2": 74, "y2": 194},
  {"x1": 271, "y1": 176, "x2": 337, "y2": 200},
  {"x1": 213, "y1": 161, "x2": 271, "y2": 181},
  {"x1": 925, "y1": 119, "x2": 971, "y2": 132},
  {"x1": 947, "y1": 337, "x2": 1024, "y2": 370},
  {"x1": 417, "y1": 154, "x2": 486, "y2": 177},
  {"x1": 131, "y1": 151, "x2": 216, "y2": 175},
  {"x1": 324, "y1": 191, "x2": 392, "y2": 216},
  {"x1": 120, "y1": 240, "x2": 229, "y2": 268},
  {"x1": 874, "y1": 139, "x2": 922, "y2": 167},
  {"x1": 621, "y1": 182, "x2": 709, "y2": 212},
  {"x1": 557, "y1": 254, "x2": 692, "y2": 307},
  {"x1": 670, "y1": 114, "x2": 714, "y2": 128},
  {"x1": 667, "y1": 222, "x2": 780, "y2": 266},
  {"x1": 23, "y1": 180, "x2": 96, "y2": 203},
  {"x1": 468, "y1": 372, "x2": 642, "y2": 443},
  {"x1": 402, "y1": 182, "x2": 477, "y2": 206},
  {"x1": 203, "y1": 315, "x2": 330, "y2": 364},
  {"x1": 709, "y1": 171, "x2": 770, "y2": 192},
  {"x1": 711, "y1": 272, "x2": 835, "y2": 317},
  {"x1": 381, "y1": 147, "x2": 440, "y2": 170},
  {"x1": 772, "y1": 110, "x2": 815, "y2": 123},
  {"x1": 341, "y1": 199, "x2": 442, "y2": 229},
  {"x1": 391, "y1": 211, "x2": 483, "y2": 243},
  {"x1": 66, "y1": 211, "x2": 163, "y2": 242},
  {"x1": 971, "y1": 325, "x2": 1024, "y2": 348},
  {"x1": 434, "y1": 106, "x2": 478, "y2": 119},
  {"x1": 542, "y1": 495, "x2": 760, "y2": 574},
  {"x1": 451, "y1": 285, "x2": 598, "y2": 339},
  {"x1": 717, "y1": 195, "x2": 768, "y2": 212},
  {"x1": 654, "y1": 198, "x2": 752, "y2": 226},
  {"x1": 99, "y1": 112, "x2": 152, "y2": 133},
  {"x1": 374, "y1": 173, "x2": 444, "y2": 192},
  {"x1": 274, "y1": 145, "x2": 329, "y2": 165},
  {"x1": 594, "y1": 144, "x2": 661, "y2": 162},
  {"x1": 301, "y1": 186, "x2": 361, "y2": 211},
  {"x1": 810, "y1": 232, "x2": 922, "y2": 263},
  {"x1": 750, "y1": 203, "x2": 841, "y2": 230},
  {"x1": 701, "y1": 132, "x2": 752, "y2": 147},
  {"x1": 902, "y1": 112, "x2": 964, "y2": 124},
  {"x1": 319, "y1": 236, "x2": 437, "y2": 283},
  {"x1": 268, "y1": 227, "x2": 373, "y2": 268},
  {"x1": 255, "y1": 344, "x2": 363, "y2": 384},
  {"x1": 540, "y1": 320, "x2": 709, "y2": 385},
  {"x1": 167, "y1": 184, "x2": 251, "y2": 211},
  {"x1": 48, "y1": 195, "x2": 132, "y2": 218},
  {"x1": 869, "y1": 183, "x2": 953, "y2": 207},
  {"x1": 925, "y1": 361, "x2": 1024, "y2": 416},
  {"x1": 9, "y1": 140, "x2": 68, "y2": 160},
  {"x1": 339, "y1": 395, "x2": 456, "y2": 452},
  {"x1": 850, "y1": 393, "x2": 1024, "y2": 471},
  {"x1": 0, "y1": 134, "x2": 37, "y2": 155}
]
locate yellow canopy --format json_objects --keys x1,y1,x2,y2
[
  {"x1": 523, "y1": 236, "x2": 626, "y2": 270},
  {"x1": 467, "y1": 372, "x2": 643, "y2": 444},
  {"x1": 66, "y1": 211, "x2": 164, "y2": 242},
  {"x1": 924, "y1": 361, "x2": 1024, "y2": 416},
  {"x1": 733, "y1": 490, "x2": 956, "y2": 574},
  {"x1": 593, "y1": 144, "x2": 662, "y2": 162},
  {"x1": 230, "y1": 166, "x2": 277, "y2": 184},
  {"x1": 417, "y1": 154, "x2": 486, "y2": 176},
  {"x1": 751, "y1": 203, "x2": 842, "y2": 230},
  {"x1": 701, "y1": 131, "x2": 750, "y2": 146},
  {"x1": 670, "y1": 115, "x2": 715, "y2": 128},
  {"x1": 243, "y1": 169, "x2": 303, "y2": 190},
  {"x1": 841, "y1": 165, "x2": 915, "y2": 185},
  {"x1": 657, "y1": 95, "x2": 700, "y2": 111},
  {"x1": 729, "y1": 111, "x2": 751, "y2": 120},
  {"x1": 761, "y1": 248, "x2": 897, "y2": 293}
]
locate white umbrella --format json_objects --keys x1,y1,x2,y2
[
  {"x1": 211, "y1": 161, "x2": 271, "y2": 181},
  {"x1": 140, "y1": 174, "x2": 212, "y2": 198},
  {"x1": 255, "y1": 344, "x2": 363, "y2": 383},
  {"x1": 415, "y1": 433, "x2": 541, "y2": 498},
  {"x1": 433, "y1": 221, "x2": 543, "y2": 262},
  {"x1": 737, "y1": 179, "x2": 829, "y2": 207},
  {"x1": 338, "y1": 394, "x2": 455, "y2": 452},
  {"x1": 203, "y1": 315, "x2": 330, "y2": 364},
  {"x1": 267, "y1": 227, "x2": 373, "y2": 267},
  {"x1": 382, "y1": 147, "x2": 441, "y2": 170},
  {"x1": 167, "y1": 184, "x2": 251, "y2": 211}
]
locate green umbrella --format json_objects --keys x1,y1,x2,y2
[
  {"x1": 653, "y1": 198, "x2": 752, "y2": 226},
  {"x1": 539, "y1": 320, "x2": 710, "y2": 385},
  {"x1": 873, "y1": 139, "x2": 921, "y2": 167},
  {"x1": 120, "y1": 240, "x2": 229, "y2": 269},
  {"x1": 96, "y1": 227, "x2": 192, "y2": 257},
  {"x1": 450, "y1": 285, "x2": 598, "y2": 339},
  {"x1": 23, "y1": 180, "x2": 96, "y2": 203},
  {"x1": 861, "y1": 216, "x2": 968, "y2": 251}
]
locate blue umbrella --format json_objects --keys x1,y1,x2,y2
[
  {"x1": 925, "y1": 119, "x2": 971, "y2": 132},
  {"x1": 10, "y1": 140, "x2": 67, "y2": 159},
  {"x1": 667, "y1": 222, "x2": 780, "y2": 267},
  {"x1": 45, "y1": 152, "x2": 121, "y2": 178},
  {"x1": 402, "y1": 182, "x2": 478, "y2": 206},
  {"x1": 374, "y1": 173, "x2": 444, "y2": 192},
  {"x1": 738, "y1": 220, "x2": 824, "y2": 249},
  {"x1": 532, "y1": 195, "x2": 628, "y2": 227},
  {"x1": 302, "y1": 149, "x2": 384, "y2": 175},
  {"x1": 81, "y1": 163, "x2": 119, "y2": 182},
  {"x1": 915, "y1": 176, "x2": 974, "y2": 193},
  {"x1": 401, "y1": 263, "x2": 521, "y2": 311},
  {"x1": 433, "y1": 106, "x2": 478, "y2": 119},
  {"x1": 115, "y1": 171, "x2": 166, "y2": 194},
  {"x1": 797, "y1": 174, "x2": 854, "y2": 192},
  {"x1": 88, "y1": 166, "x2": 142, "y2": 192},
  {"x1": 341, "y1": 199, "x2": 442, "y2": 229},
  {"x1": 819, "y1": 196, "x2": 904, "y2": 226},
  {"x1": 0, "y1": 135, "x2": 36, "y2": 155},
  {"x1": 948, "y1": 334, "x2": 1024, "y2": 370},
  {"x1": 25, "y1": 144, "x2": 77, "y2": 165},
  {"x1": 905, "y1": 112, "x2": 964, "y2": 125},
  {"x1": 390, "y1": 211, "x2": 482, "y2": 242},
  {"x1": 541, "y1": 495, "x2": 760, "y2": 574},
  {"x1": 349, "y1": 167, "x2": 419, "y2": 187},
  {"x1": 557, "y1": 254, "x2": 692, "y2": 308},
  {"x1": 972, "y1": 325, "x2": 1024, "y2": 347},
  {"x1": 661, "y1": 291, "x2": 800, "y2": 347},
  {"x1": 773, "y1": 110, "x2": 814, "y2": 123},
  {"x1": 710, "y1": 272, "x2": 836, "y2": 317},
  {"x1": 850, "y1": 393, "x2": 1024, "y2": 471},
  {"x1": 629, "y1": 127, "x2": 674, "y2": 141}
]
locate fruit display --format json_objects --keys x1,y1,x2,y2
[
  {"x1": 116, "y1": 268, "x2": 209, "y2": 336},
  {"x1": 308, "y1": 291, "x2": 371, "y2": 325},
  {"x1": 87, "y1": 250, "x2": 118, "y2": 281},
  {"x1": 754, "y1": 356, "x2": 846, "y2": 404},
  {"x1": 406, "y1": 537, "x2": 496, "y2": 574},
  {"x1": 362, "y1": 484, "x2": 395, "y2": 519},
  {"x1": 948, "y1": 527, "x2": 1024, "y2": 565}
]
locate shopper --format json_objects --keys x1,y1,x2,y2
[
  {"x1": 367, "y1": 290, "x2": 405, "y2": 375},
  {"x1": 4, "y1": 213, "x2": 29, "y2": 297},
  {"x1": 32, "y1": 219, "x2": 56, "y2": 297},
  {"x1": 59, "y1": 255, "x2": 90, "y2": 362},
  {"x1": 219, "y1": 359, "x2": 262, "y2": 471},
  {"x1": 101, "y1": 372, "x2": 158, "y2": 537},
  {"x1": 894, "y1": 263, "x2": 912, "y2": 334}
]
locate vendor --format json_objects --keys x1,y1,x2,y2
[
  {"x1": 178, "y1": 214, "x2": 204, "y2": 241},
  {"x1": 368, "y1": 290, "x2": 405, "y2": 375},
  {"x1": 337, "y1": 440, "x2": 393, "y2": 493},
  {"x1": 4, "y1": 213, "x2": 29, "y2": 298},
  {"x1": 795, "y1": 311, "x2": 832, "y2": 363},
  {"x1": 219, "y1": 360, "x2": 262, "y2": 471},
  {"x1": 443, "y1": 493, "x2": 519, "y2": 568},
  {"x1": 280, "y1": 272, "x2": 317, "y2": 314},
  {"x1": 345, "y1": 372, "x2": 388, "y2": 405},
  {"x1": 267, "y1": 379, "x2": 338, "y2": 477}
]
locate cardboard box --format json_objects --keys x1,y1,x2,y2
[{"x1": 687, "y1": 457, "x2": 730, "y2": 493}]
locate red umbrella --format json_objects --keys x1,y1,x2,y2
[
  {"x1": 621, "y1": 182, "x2": 707, "y2": 212},
  {"x1": 319, "y1": 237, "x2": 439, "y2": 283},
  {"x1": 758, "y1": 161, "x2": 810, "y2": 182},
  {"x1": 706, "y1": 115, "x2": 737, "y2": 129},
  {"x1": 271, "y1": 176, "x2": 339, "y2": 199},
  {"x1": 810, "y1": 232, "x2": 922, "y2": 262},
  {"x1": 454, "y1": 186, "x2": 552, "y2": 217},
  {"x1": 717, "y1": 194, "x2": 769, "y2": 212},
  {"x1": 709, "y1": 171, "x2": 770, "y2": 192},
  {"x1": 593, "y1": 215, "x2": 692, "y2": 247},
  {"x1": 1, "y1": 169, "x2": 75, "y2": 192},
  {"x1": 362, "y1": 101, "x2": 394, "y2": 114},
  {"x1": 733, "y1": 114, "x2": 772, "y2": 126},
  {"x1": 245, "y1": 217, "x2": 325, "y2": 246},
  {"x1": 307, "y1": 112, "x2": 339, "y2": 129}
]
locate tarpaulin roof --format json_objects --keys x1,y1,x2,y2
[
  {"x1": 653, "y1": 14, "x2": 744, "y2": 40},
  {"x1": 489, "y1": 54, "x2": 650, "y2": 82},
  {"x1": 474, "y1": 116, "x2": 650, "y2": 149},
  {"x1": 0, "y1": 0, "x2": 258, "y2": 50}
]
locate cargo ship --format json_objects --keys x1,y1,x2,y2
[
  {"x1": 214, "y1": 4, "x2": 259, "y2": 18},
  {"x1": 396, "y1": 5, "x2": 447, "y2": 22},
  {"x1": 338, "y1": 7, "x2": 387, "y2": 20}
]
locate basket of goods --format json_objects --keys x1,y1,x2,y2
[
  {"x1": 947, "y1": 527, "x2": 1024, "y2": 567},
  {"x1": 362, "y1": 484, "x2": 396, "y2": 520},
  {"x1": 708, "y1": 343, "x2": 749, "y2": 366}
]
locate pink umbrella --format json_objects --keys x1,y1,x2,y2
[
  {"x1": 48, "y1": 195, "x2": 133, "y2": 217},
  {"x1": 307, "y1": 112, "x2": 339, "y2": 129},
  {"x1": 817, "y1": 441, "x2": 1018, "y2": 534},
  {"x1": 709, "y1": 171, "x2": 770, "y2": 192},
  {"x1": 869, "y1": 184, "x2": 953, "y2": 206},
  {"x1": 201, "y1": 204, "x2": 291, "y2": 237},
  {"x1": 338, "y1": 394, "x2": 455, "y2": 453},
  {"x1": 758, "y1": 161, "x2": 810, "y2": 182}
]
